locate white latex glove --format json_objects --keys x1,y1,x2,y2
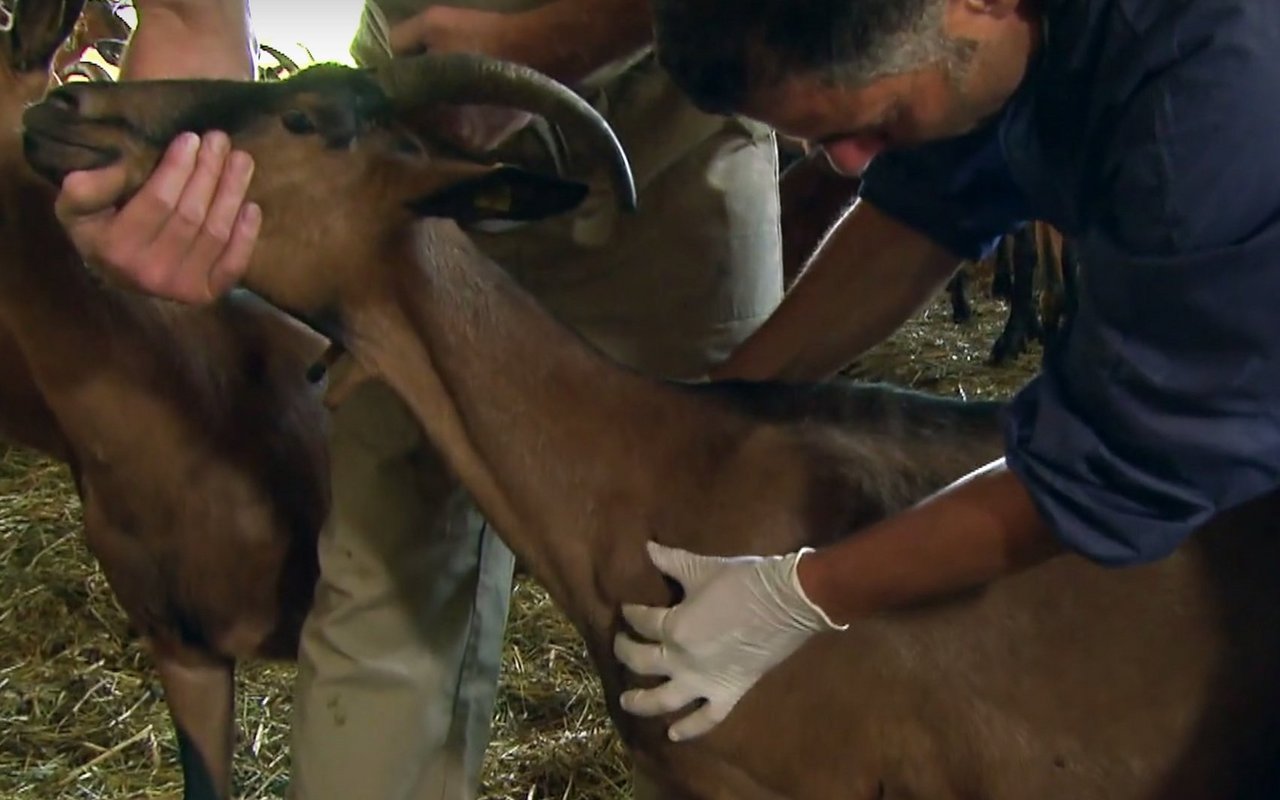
[{"x1": 613, "y1": 541, "x2": 848, "y2": 742}]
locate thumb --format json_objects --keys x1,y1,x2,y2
[
  {"x1": 645, "y1": 540, "x2": 723, "y2": 591},
  {"x1": 54, "y1": 165, "x2": 131, "y2": 223}
]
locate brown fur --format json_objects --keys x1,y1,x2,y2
[
  {"x1": 22, "y1": 38, "x2": 1280, "y2": 800},
  {"x1": 0, "y1": 322, "x2": 68, "y2": 458}
]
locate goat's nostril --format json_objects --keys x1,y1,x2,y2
[{"x1": 45, "y1": 87, "x2": 82, "y2": 115}]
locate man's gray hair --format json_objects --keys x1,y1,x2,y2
[
  {"x1": 653, "y1": 0, "x2": 975, "y2": 114},
  {"x1": 827, "y1": 0, "x2": 977, "y2": 87}
]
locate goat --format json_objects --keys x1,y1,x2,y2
[
  {"x1": 23, "y1": 38, "x2": 1280, "y2": 799},
  {"x1": 0, "y1": 321, "x2": 69, "y2": 458},
  {"x1": 985, "y1": 220, "x2": 1079, "y2": 365},
  {"x1": 1034, "y1": 220, "x2": 1079, "y2": 347},
  {"x1": 0, "y1": 3, "x2": 331, "y2": 798}
]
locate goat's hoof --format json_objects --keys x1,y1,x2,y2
[{"x1": 989, "y1": 333, "x2": 1027, "y2": 365}]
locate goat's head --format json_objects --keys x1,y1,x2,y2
[
  {"x1": 63, "y1": 0, "x2": 131, "y2": 68},
  {"x1": 1, "y1": 0, "x2": 85, "y2": 117},
  {"x1": 20, "y1": 52, "x2": 637, "y2": 313}
]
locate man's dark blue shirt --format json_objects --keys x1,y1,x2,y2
[{"x1": 857, "y1": 0, "x2": 1280, "y2": 565}]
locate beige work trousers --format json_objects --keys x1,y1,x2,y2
[{"x1": 286, "y1": 19, "x2": 783, "y2": 799}]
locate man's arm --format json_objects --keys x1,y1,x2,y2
[
  {"x1": 796, "y1": 460, "x2": 1060, "y2": 623},
  {"x1": 613, "y1": 460, "x2": 1061, "y2": 741},
  {"x1": 386, "y1": 0, "x2": 655, "y2": 153},
  {"x1": 619, "y1": 14, "x2": 1280, "y2": 741},
  {"x1": 122, "y1": 0, "x2": 254, "y2": 79},
  {"x1": 389, "y1": 0, "x2": 653, "y2": 85},
  {"x1": 711, "y1": 199, "x2": 961, "y2": 382},
  {"x1": 712, "y1": 115, "x2": 1030, "y2": 384}
]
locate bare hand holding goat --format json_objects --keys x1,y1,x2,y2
[
  {"x1": 54, "y1": 0, "x2": 259, "y2": 305},
  {"x1": 56, "y1": 130, "x2": 260, "y2": 304}
]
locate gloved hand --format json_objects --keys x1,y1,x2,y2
[{"x1": 613, "y1": 541, "x2": 847, "y2": 742}]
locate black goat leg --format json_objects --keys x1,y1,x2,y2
[
  {"x1": 150, "y1": 639, "x2": 236, "y2": 800},
  {"x1": 990, "y1": 225, "x2": 1041, "y2": 365}
]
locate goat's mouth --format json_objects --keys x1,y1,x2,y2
[{"x1": 20, "y1": 102, "x2": 122, "y2": 184}]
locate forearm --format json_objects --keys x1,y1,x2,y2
[
  {"x1": 395, "y1": 0, "x2": 652, "y2": 85},
  {"x1": 122, "y1": 0, "x2": 254, "y2": 80},
  {"x1": 712, "y1": 200, "x2": 962, "y2": 382},
  {"x1": 499, "y1": 0, "x2": 652, "y2": 83},
  {"x1": 797, "y1": 461, "x2": 1063, "y2": 625}
]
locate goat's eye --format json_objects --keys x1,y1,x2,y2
[
  {"x1": 281, "y1": 109, "x2": 316, "y2": 135},
  {"x1": 393, "y1": 133, "x2": 425, "y2": 157}
]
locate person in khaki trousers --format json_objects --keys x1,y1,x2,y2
[{"x1": 53, "y1": 1, "x2": 782, "y2": 798}]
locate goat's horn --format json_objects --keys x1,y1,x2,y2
[
  {"x1": 57, "y1": 60, "x2": 114, "y2": 83},
  {"x1": 372, "y1": 52, "x2": 637, "y2": 212}
]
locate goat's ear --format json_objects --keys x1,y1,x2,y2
[
  {"x1": 405, "y1": 164, "x2": 589, "y2": 225},
  {"x1": 6, "y1": 0, "x2": 85, "y2": 71}
]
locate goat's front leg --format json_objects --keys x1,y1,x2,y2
[{"x1": 149, "y1": 639, "x2": 236, "y2": 800}]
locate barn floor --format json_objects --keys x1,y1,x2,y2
[{"x1": 0, "y1": 285, "x2": 1041, "y2": 799}]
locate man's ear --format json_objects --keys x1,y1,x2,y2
[{"x1": 405, "y1": 164, "x2": 590, "y2": 225}]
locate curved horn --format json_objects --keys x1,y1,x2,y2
[{"x1": 371, "y1": 52, "x2": 637, "y2": 212}]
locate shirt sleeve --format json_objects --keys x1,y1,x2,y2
[
  {"x1": 1003, "y1": 23, "x2": 1280, "y2": 566},
  {"x1": 856, "y1": 118, "x2": 1032, "y2": 261}
]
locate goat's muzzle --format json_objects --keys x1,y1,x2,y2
[{"x1": 21, "y1": 88, "x2": 121, "y2": 184}]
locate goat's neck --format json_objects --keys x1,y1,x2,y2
[
  {"x1": 0, "y1": 174, "x2": 166, "y2": 359},
  {"x1": 339, "y1": 223, "x2": 699, "y2": 629},
  {"x1": 0, "y1": 173, "x2": 103, "y2": 323}
]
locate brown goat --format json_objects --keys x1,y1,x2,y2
[
  {"x1": 0, "y1": 323, "x2": 69, "y2": 458},
  {"x1": 0, "y1": 3, "x2": 330, "y2": 798},
  {"x1": 22, "y1": 33, "x2": 1280, "y2": 800}
]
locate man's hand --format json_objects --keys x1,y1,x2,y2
[
  {"x1": 612, "y1": 541, "x2": 846, "y2": 742},
  {"x1": 56, "y1": 130, "x2": 260, "y2": 305},
  {"x1": 387, "y1": 6, "x2": 533, "y2": 153},
  {"x1": 54, "y1": 0, "x2": 260, "y2": 305}
]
